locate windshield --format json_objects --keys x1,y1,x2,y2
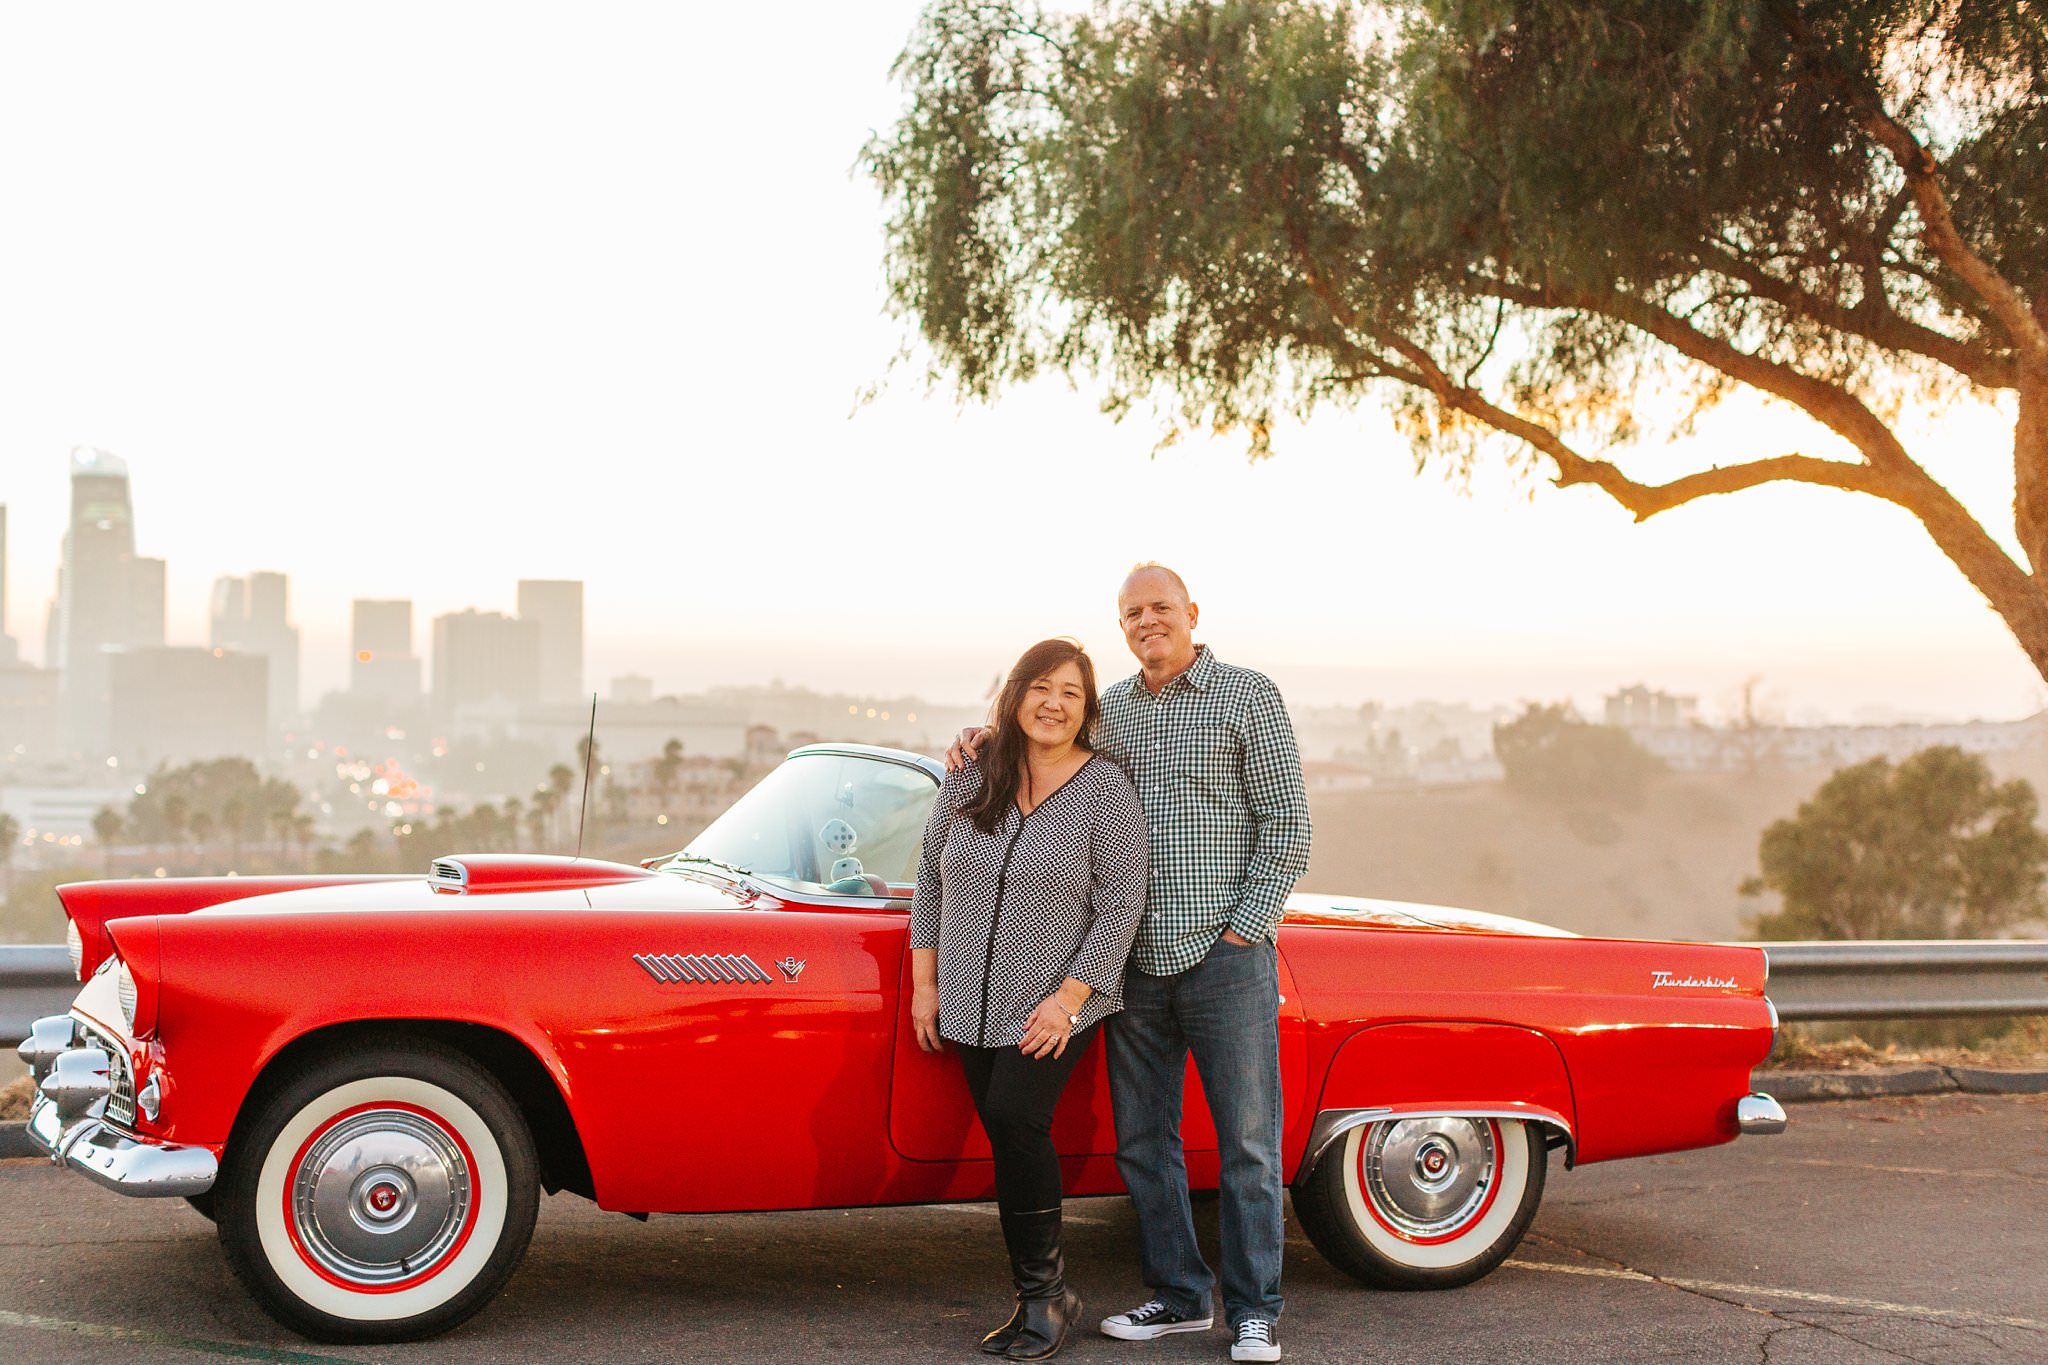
[{"x1": 664, "y1": 750, "x2": 940, "y2": 899}]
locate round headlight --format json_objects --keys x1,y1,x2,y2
[
  {"x1": 116, "y1": 960, "x2": 138, "y2": 1032},
  {"x1": 66, "y1": 918, "x2": 83, "y2": 980}
]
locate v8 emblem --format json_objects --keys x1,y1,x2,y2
[{"x1": 775, "y1": 956, "x2": 806, "y2": 983}]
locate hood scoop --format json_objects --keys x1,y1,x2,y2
[{"x1": 427, "y1": 854, "x2": 654, "y2": 895}]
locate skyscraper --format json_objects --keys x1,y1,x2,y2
[
  {"x1": 431, "y1": 609, "x2": 542, "y2": 734},
  {"x1": 0, "y1": 503, "x2": 16, "y2": 667},
  {"x1": 55, "y1": 447, "x2": 159, "y2": 753},
  {"x1": 517, "y1": 579, "x2": 584, "y2": 704},
  {"x1": 210, "y1": 571, "x2": 302, "y2": 727},
  {"x1": 110, "y1": 646, "x2": 267, "y2": 768},
  {"x1": 350, "y1": 599, "x2": 421, "y2": 702}
]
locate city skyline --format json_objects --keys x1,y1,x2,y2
[{"x1": 0, "y1": 2, "x2": 2035, "y2": 727}]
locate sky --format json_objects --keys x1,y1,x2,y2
[{"x1": 0, "y1": 2, "x2": 2037, "y2": 726}]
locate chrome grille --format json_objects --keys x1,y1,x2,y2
[{"x1": 79, "y1": 1021, "x2": 137, "y2": 1127}]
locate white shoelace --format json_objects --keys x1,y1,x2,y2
[{"x1": 1239, "y1": 1321, "x2": 1274, "y2": 1343}]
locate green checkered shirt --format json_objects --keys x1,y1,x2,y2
[{"x1": 1093, "y1": 646, "x2": 1312, "y2": 975}]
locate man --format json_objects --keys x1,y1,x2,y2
[{"x1": 954, "y1": 564, "x2": 1311, "y2": 1362}]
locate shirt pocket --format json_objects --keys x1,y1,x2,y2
[{"x1": 1174, "y1": 727, "x2": 1243, "y2": 809}]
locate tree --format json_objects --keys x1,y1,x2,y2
[
  {"x1": 0, "y1": 812, "x2": 17, "y2": 902},
  {"x1": 871, "y1": 1, "x2": 2048, "y2": 680},
  {"x1": 1742, "y1": 745, "x2": 2048, "y2": 939},
  {"x1": 547, "y1": 763, "x2": 577, "y2": 846},
  {"x1": 91, "y1": 807, "x2": 124, "y2": 875},
  {"x1": 1492, "y1": 703, "x2": 1663, "y2": 804},
  {"x1": 653, "y1": 738, "x2": 684, "y2": 807}
]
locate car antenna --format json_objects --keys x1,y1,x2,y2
[{"x1": 573, "y1": 692, "x2": 598, "y2": 861}]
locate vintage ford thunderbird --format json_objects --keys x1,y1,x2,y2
[{"x1": 22, "y1": 743, "x2": 1785, "y2": 1342}]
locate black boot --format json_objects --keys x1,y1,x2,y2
[
  {"x1": 979, "y1": 1301, "x2": 1027, "y2": 1355},
  {"x1": 998, "y1": 1206, "x2": 1079, "y2": 1362}
]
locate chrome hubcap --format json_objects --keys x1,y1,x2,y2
[
  {"x1": 290, "y1": 1109, "x2": 472, "y2": 1285},
  {"x1": 1362, "y1": 1117, "x2": 1497, "y2": 1238}
]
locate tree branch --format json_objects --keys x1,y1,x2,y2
[
  {"x1": 1365, "y1": 332, "x2": 1884, "y2": 519},
  {"x1": 1766, "y1": 0, "x2": 2048, "y2": 371},
  {"x1": 1470, "y1": 272, "x2": 1923, "y2": 473},
  {"x1": 1693, "y1": 241, "x2": 2016, "y2": 389}
]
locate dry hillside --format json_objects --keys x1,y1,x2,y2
[{"x1": 1298, "y1": 750, "x2": 2048, "y2": 943}]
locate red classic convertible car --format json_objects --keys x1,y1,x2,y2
[{"x1": 21, "y1": 743, "x2": 1785, "y2": 1342}]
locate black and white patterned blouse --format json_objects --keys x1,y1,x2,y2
[{"x1": 910, "y1": 753, "x2": 1149, "y2": 1048}]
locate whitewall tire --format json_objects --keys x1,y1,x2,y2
[
  {"x1": 217, "y1": 1041, "x2": 540, "y2": 1342},
  {"x1": 1295, "y1": 1115, "x2": 1546, "y2": 1289}
]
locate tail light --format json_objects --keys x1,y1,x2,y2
[{"x1": 66, "y1": 918, "x2": 84, "y2": 980}]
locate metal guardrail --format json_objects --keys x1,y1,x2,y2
[
  {"x1": 3, "y1": 939, "x2": 2046, "y2": 1048},
  {"x1": 1, "y1": 946, "x2": 77, "y2": 1050},
  {"x1": 1764, "y1": 940, "x2": 2048, "y2": 1022}
]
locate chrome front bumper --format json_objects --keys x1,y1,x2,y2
[
  {"x1": 1737, "y1": 1092, "x2": 1788, "y2": 1136},
  {"x1": 17, "y1": 1014, "x2": 218, "y2": 1198}
]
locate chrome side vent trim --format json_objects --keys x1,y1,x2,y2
[
  {"x1": 633, "y1": 952, "x2": 774, "y2": 985},
  {"x1": 428, "y1": 860, "x2": 468, "y2": 890}
]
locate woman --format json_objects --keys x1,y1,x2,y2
[{"x1": 910, "y1": 638, "x2": 1148, "y2": 1361}]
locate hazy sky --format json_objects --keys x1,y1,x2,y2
[{"x1": 0, "y1": 3, "x2": 2035, "y2": 725}]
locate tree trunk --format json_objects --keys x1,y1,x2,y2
[{"x1": 2016, "y1": 370, "x2": 2048, "y2": 580}]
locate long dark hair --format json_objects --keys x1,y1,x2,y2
[{"x1": 963, "y1": 638, "x2": 1100, "y2": 834}]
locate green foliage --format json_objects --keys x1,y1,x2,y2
[
  {"x1": 125, "y1": 758, "x2": 304, "y2": 854},
  {"x1": 1492, "y1": 702, "x2": 1664, "y2": 804},
  {"x1": 871, "y1": 0, "x2": 2048, "y2": 675},
  {"x1": 872, "y1": 0, "x2": 2040, "y2": 441},
  {"x1": 1, "y1": 863, "x2": 98, "y2": 943},
  {"x1": 1741, "y1": 745, "x2": 2048, "y2": 940}
]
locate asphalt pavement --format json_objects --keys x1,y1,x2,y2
[{"x1": 3, "y1": 1091, "x2": 2043, "y2": 1363}]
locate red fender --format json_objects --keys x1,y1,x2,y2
[{"x1": 1301, "y1": 1021, "x2": 1577, "y2": 1178}]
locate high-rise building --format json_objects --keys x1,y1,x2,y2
[
  {"x1": 350, "y1": 599, "x2": 421, "y2": 702},
  {"x1": 55, "y1": 447, "x2": 161, "y2": 754},
  {"x1": 0, "y1": 501, "x2": 58, "y2": 755},
  {"x1": 110, "y1": 646, "x2": 267, "y2": 768},
  {"x1": 431, "y1": 609, "x2": 541, "y2": 733},
  {"x1": 0, "y1": 503, "x2": 16, "y2": 667},
  {"x1": 210, "y1": 570, "x2": 302, "y2": 727},
  {"x1": 517, "y1": 580, "x2": 584, "y2": 704},
  {"x1": 208, "y1": 577, "x2": 248, "y2": 647}
]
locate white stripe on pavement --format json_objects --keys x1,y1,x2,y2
[{"x1": 1504, "y1": 1260, "x2": 2048, "y2": 1332}]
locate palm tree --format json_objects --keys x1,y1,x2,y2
[
  {"x1": 188, "y1": 811, "x2": 216, "y2": 870},
  {"x1": 161, "y1": 794, "x2": 190, "y2": 868},
  {"x1": 547, "y1": 764, "x2": 576, "y2": 846}
]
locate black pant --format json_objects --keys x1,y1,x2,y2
[{"x1": 956, "y1": 1029, "x2": 1094, "y2": 1213}]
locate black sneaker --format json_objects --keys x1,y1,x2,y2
[
  {"x1": 1099, "y1": 1298, "x2": 1214, "y2": 1341},
  {"x1": 1231, "y1": 1318, "x2": 1280, "y2": 1362}
]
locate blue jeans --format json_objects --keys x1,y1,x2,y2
[{"x1": 1107, "y1": 936, "x2": 1284, "y2": 1328}]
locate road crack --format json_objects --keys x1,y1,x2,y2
[{"x1": 1520, "y1": 1232, "x2": 1947, "y2": 1364}]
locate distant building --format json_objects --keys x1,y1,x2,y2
[
  {"x1": 609, "y1": 674, "x2": 654, "y2": 706},
  {"x1": 0, "y1": 503, "x2": 16, "y2": 667},
  {"x1": 54, "y1": 448, "x2": 165, "y2": 754},
  {"x1": 109, "y1": 647, "x2": 268, "y2": 768},
  {"x1": 210, "y1": 571, "x2": 302, "y2": 726},
  {"x1": 0, "y1": 783, "x2": 132, "y2": 842},
  {"x1": 505, "y1": 696, "x2": 750, "y2": 763},
  {"x1": 432, "y1": 609, "x2": 542, "y2": 735},
  {"x1": 517, "y1": 579, "x2": 584, "y2": 704},
  {"x1": 1604, "y1": 684, "x2": 1697, "y2": 729},
  {"x1": 0, "y1": 662, "x2": 60, "y2": 760},
  {"x1": 350, "y1": 599, "x2": 422, "y2": 703}
]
